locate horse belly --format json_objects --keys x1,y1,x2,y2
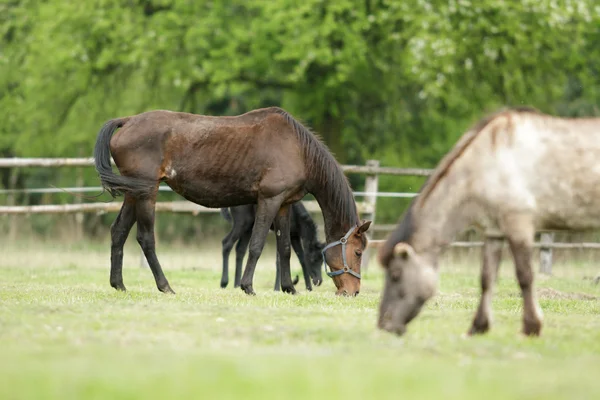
[
  {"x1": 535, "y1": 184, "x2": 600, "y2": 231},
  {"x1": 533, "y1": 141, "x2": 600, "y2": 230},
  {"x1": 165, "y1": 174, "x2": 259, "y2": 208}
]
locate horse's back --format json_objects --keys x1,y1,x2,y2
[{"x1": 471, "y1": 111, "x2": 600, "y2": 230}]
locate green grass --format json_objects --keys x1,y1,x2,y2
[{"x1": 2, "y1": 240, "x2": 600, "y2": 399}]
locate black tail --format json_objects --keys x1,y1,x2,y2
[
  {"x1": 220, "y1": 208, "x2": 232, "y2": 222},
  {"x1": 93, "y1": 118, "x2": 153, "y2": 198}
]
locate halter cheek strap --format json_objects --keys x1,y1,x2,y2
[{"x1": 322, "y1": 226, "x2": 361, "y2": 280}]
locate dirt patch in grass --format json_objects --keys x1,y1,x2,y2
[{"x1": 537, "y1": 287, "x2": 598, "y2": 301}]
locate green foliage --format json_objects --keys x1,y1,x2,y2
[{"x1": 2, "y1": 0, "x2": 600, "y2": 225}]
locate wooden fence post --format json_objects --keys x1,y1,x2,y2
[
  {"x1": 7, "y1": 168, "x2": 19, "y2": 241},
  {"x1": 361, "y1": 159, "x2": 379, "y2": 270},
  {"x1": 74, "y1": 165, "x2": 84, "y2": 239},
  {"x1": 539, "y1": 232, "x2": 554, "y2": 275}
]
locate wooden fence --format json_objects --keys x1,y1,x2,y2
[{"x1": 1, "y1": 157, "x2": 597, "y2": 274}]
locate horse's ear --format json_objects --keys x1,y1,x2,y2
[
  {"x1": 357, "y1": 220, "x2": 371, "y2": 234},
  {"x1": 393, "y1": 243, "x2": 414, "y2": 261}
]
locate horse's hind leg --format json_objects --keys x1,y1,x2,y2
[
  {"x1": 274, "y1": 252, "x2": 281, "y2": 291},
  {"x1": 110, "y1": 195, "x2": 137, "y2": 291},
  {"x1": 468, "y1": 236, "x2": 503, "y2": 335},
  {"x1": 234, "y1": 229, "x2": 251, "y2": 288},
  {"x1": 504, "y1": 215, "x2": 542, "y2": 336},
  {"x1": 273, "y1": 205, "x2": 296, "y2": 295},
  {"x1": 273, "y1": 250, "x2": 297, "y2": 291},
  {"x1": 135, "y1": 192, "x2": 175, "y2": 294}
]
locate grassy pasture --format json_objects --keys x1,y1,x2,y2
[{"x1": 1, "y1": 239, "x2": 600, "y2": 399}]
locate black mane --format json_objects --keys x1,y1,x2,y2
[
  {"x1": 292, "y1": 202, "x2": 323, "y2": 249},
  {"x1": 272, "y1": 108, "x2": 359, "y2": 228}
]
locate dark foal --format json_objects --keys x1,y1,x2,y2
[
  {"x1": 93, "y1": 107, "x2": 371, "y2": 296},
  {"x1": 220, "y1": 202, "x2": 324, "y2": 291}
]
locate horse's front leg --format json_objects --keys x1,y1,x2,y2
[
  {"x1": 505, "y1": 215, "x2": 542, "y2": 336},
  {"x1": 468, "y1": 236, "x2": 503, "y2": 335},
  {"x1": 220, "y1": 227, "x2": 239, "y2": 289},
  {"x1": 136, "y1": 190, "x2": 175, "y2": 294},
  {"x1": 273, "y1": 205, "x2": 295, "y2": 294},
  {"x1": 239, "y1": 197, "x2": 282, "y2": 295}
]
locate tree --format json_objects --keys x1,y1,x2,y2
[{"x1": 2, "y1": 0, "x2": 600, "y2": 226}]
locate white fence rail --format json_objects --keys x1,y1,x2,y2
[
  {"x1": 0, "y1": 157, "x2": 434, "y2": 176},
  {"x1": 0, "y1": 200, "x2": 374, "y2": 216},
  {"x1": 0, "y1": 186, "x2": 418, "y2": 198}
]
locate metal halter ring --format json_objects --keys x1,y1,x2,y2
[{"x1": 321, "y1": 226, "x2": 361, "y2": 280}]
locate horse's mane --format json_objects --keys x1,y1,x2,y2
[
  {"x1": 291, "y1": 202, "x2": 322, "y2": 248},
  {"x1": 378, "y1": 106, "x2": 539, "y2": 267},
  {"x1": 271, "y1": 107, "x2": 359, "y2": 228}
]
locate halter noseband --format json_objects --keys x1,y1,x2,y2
[{"x1": 322, "y1": 226, "x2": 361, "y2": 280}]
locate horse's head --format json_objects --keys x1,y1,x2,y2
[
  {"x1": 377, "y1": 243, "x2": 438, "y2": 335},
  {"x1": 322, "y1": 220, "x2": 371, "y2": 296}
]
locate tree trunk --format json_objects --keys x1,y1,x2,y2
[{"x1": 317, "y1": 110, "x2": 345, "y2": 164}]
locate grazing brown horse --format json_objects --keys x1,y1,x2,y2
[
  {"x1": 93, "y1": 107, "x2": 371, "y2": 296},
  {"x1": 378, "y1": 107, "x2": 600, "y2": 337}
]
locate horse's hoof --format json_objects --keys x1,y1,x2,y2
[
  {"x1": 241, "y1": 284, "x2": 256, "y2": 296},
  {"x1": 220, "y1": 281, "x2": 228, "y2": 289},
  {"x1": 522, "y1": 320, "x2": 542, "y2": 337},
  {"x1": 158, "y1": 284, "x2": 176, "y2": 294},
  {"x1": 467, "y1": 320, "x2": 490, "y2": 336},
  {"x1": 282, "y1": 285, "x2": 297, "y2": 295},
  {"x1": 110, "y1": 281, "x2": 127, "y2": 292}
]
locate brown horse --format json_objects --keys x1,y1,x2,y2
[
  {"x1": 378, "y1": 107, "x2": 600, "y2": 337},
  {"x1": 93, "y1": 107, "x2": 371, "y2": 296}
]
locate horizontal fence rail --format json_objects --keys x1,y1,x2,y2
[
  {"x1": 0, "y1": 158, "x2": 101, "y2": 168},
  {"x1": 367, "y1": 240, "x2": 600, "y2": 250},
  {"x1": 0, "y1": 200, "x2": 374, "y2": 216},
  {"x1": 0, "y1": 186, "x2": 419, "y2": 198},
  {"x1": 0, "y1": 157, "x2": 434, "y2": 176}
]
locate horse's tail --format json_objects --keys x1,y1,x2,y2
[
  {"x1": 93, "y1": 117, "x2": 153, "y2": 198},
  {"x1": 220, "y1": 208, "x2": 232, "y2": 222}
]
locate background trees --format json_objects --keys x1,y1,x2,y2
[{"x1": 2, "y1": 0, "x2": 599, "y2": 235}]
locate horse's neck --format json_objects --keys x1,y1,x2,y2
[
  {"x1": 411, "y1": 175, "x2": 474, "y2": 254},
  {"x1": 311, "y1": 185, "x2": 354, "y2": 243},
  {"x1": 320, "y1": 202, "x2": 348, "y2": 243},
  {"x1": 298, "y1": 218, "x2": 319, "y2": 247}
]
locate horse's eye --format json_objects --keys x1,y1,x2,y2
[
  {"x1": 355, "y1": 250, "x2": 362, "y2": 257},
  {"x1": 389, "y1": 268, "x2": 402, "y2": 283}
]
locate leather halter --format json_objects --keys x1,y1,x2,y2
[{"x1": 321, "y1": 226, "x2": 361, "y2": 280}]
